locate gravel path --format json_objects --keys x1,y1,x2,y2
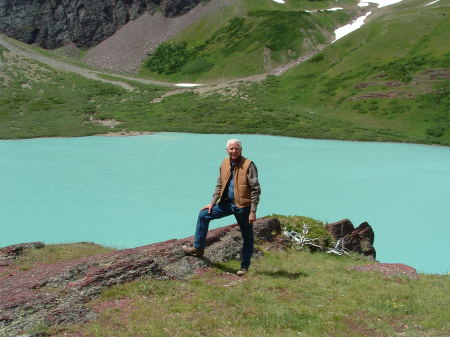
[{"x1": 0, "y1": 34, "x2": 175, "y2": 90}]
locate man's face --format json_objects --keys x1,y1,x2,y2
[{"x1": 227, "y1": 143, "x2": 242, "y2": 161}]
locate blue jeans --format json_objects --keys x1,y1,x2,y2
[{"x1": 194, "y1": 201, "x2": 254, "y2": 269}]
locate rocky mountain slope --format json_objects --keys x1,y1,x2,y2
[{"x1": 0, "y1": 0, "x2": 202, "y2": 48}]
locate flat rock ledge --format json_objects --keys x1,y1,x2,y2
[
  {"x1": 347, "y1": 263, "x2": 419, "y2": 280},
  {"x1": 0, "y1": 217, "x2": 281, "y2": 336}
]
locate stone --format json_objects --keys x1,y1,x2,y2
[
  {"x1": 253, "y1": 217, "x2": 282, "y2": 240},
  {"x1": 325, "y1": 219, "x2": 354, "y2": 239},
  {"x1": 348, "y1": 263, "x2": 419, "y2": 280},
  {"x1": 354, "y1": 222, "x2": 376, "y2": 257},
  {"x1": 326, "y1": 219, "x2": 376, "y2": 259},
  {"x1": 0, "y1": 242, "x2": 45, "y2": 258}
]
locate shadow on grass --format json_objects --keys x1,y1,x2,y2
[
  {"x1": 256, "y1": 270, "x2": 308, "y2": 279},
  {"x1": 213, "y1": 264, "x2": 308, "y2": 279},
  {"x1": 213, "y1": 263, "x2": 238, "y2": 274}
]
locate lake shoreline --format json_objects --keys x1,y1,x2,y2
[{"x1": 1, "y1": 130, "x2": 448, "y2": 148}]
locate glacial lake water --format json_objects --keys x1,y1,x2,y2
[{"x1": 1, "y1": 132, "x2": 449, "y2": 274}]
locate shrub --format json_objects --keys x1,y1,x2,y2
[
  {"x1": 426, "y1": 126, "x2": 446, "y2": 138},
  {"x1": 272, "y1": 214, "x2": 333, "y2": 250},
  {"x1": 182, "y1": 58, "x2": 214, "y2": 74},
  {"x1": 379, "y1": 55, "x2": 442, "y2": 82},
  {"x1": 144, "y1": 41, "x2": 197, "y2": 74},
  {"x1": 250, "y1": 10, "x2": 310, "y2": 51},
  {"x1": 309, "y1": 53, "x2": 325, "y2": 63}
]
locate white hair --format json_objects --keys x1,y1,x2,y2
[{"x1": 226, "y1": 138, "x2": 242, "y2": 149}]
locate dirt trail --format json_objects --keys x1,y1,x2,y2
[
  {"x1": 0, "y1": 34, "x2": 175, "y2": 91},
  {"x1": 0, "y1": 30, "x2": 318, "y2": 98}
]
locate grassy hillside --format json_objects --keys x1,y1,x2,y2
[
  {"x1": 129, "y1": 0, "x2": 448, "y2": 145},
  {"x1": 138, "y1": 0, "x2": 357, "y2": 81},
  {"x1": 17, "y1": 242, "x2": 450, "y2": 337},
  {"x1": 0, "y1": 44, "x2": 168, "y2": 139},
  {"x1": 276, "y1": 0, "x2": 450, "y2": 143}
]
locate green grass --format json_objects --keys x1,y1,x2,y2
[
  {"x1": 48, "y1": 248, "x2": 450, "y2": 337},
  {"x1": 272, "y1": 0, "x2": 450, "y2": 144},
  {"x1": 12, "y1": 242, "x2": 115, "y2": 270},
  {"x1": 244, "y1": 0, "x2": 358, "y2": 11},
  {"x1": 139, "y1": 4, "x2": 353, "y2": 81},
  {"x1": 0, "y1": 52, "x2": 168, "y2": 139},
  {"x1": 273, "y1": 214, "x2": 334, "y2": 250}
]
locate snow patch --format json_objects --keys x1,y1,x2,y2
[
  {"x1": 304, "y1": 7, "x2": 343, "y2": 12},
  {"x1": 175, "y1": 83, "x2": 204, "y2": 87},
  {"x1": 357, "y1": 0, "x2": 406, "y2": 8},
  {"x1": 425, "y1": 0, "x2": 440, "y2": 5},
  {"x1": 332, "y1": 12, "x2": 372, "y2": 43},
  {"x1": 332, "y1": 0, "x2": 406, "y2": 42}
]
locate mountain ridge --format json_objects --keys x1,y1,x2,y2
[{"x1": 0, "y1": 0, "x2": 203, "y2": 49}]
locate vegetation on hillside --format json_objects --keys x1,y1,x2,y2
[
  {"x1": 139, "y1": 0, "x2": 450, "y2": 145},
  {"x1": 142, "y1": 8, "x2": 351, "y2": 80},
  {"x1": 0, "y1": 46, "x2": 167, "y2": 139},
  {"x1": 274, "y1": 214, "x2": 334, "y2": 250}
]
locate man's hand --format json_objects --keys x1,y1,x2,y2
[
  {"x1": 249, "y1": 211, "x2": 256, "y2": 224},
  {"x1": 201, "y1": 203, "x2": 214, "y2": 213}
]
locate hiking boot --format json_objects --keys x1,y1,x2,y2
[
  {"x1": 182, "y1": 245, "x2": 204, "y2": 258},
  {"x1": 236, "y1": 268, "x2": 248, "y2": 276}
]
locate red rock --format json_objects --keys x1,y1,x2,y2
[
  {"x1": 326, "y1": 220, "x2": 376, "y2": 259},
  {"x1": 348, "y1": 263, "x2": 419, "y2": 280}
]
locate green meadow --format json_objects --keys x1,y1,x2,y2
[
  {"x1": 13, "y1": 237, "x2": 449, "y2": 337},
  {"x1": 139, "y1": 0, "x2": 355, "y2": 81}
]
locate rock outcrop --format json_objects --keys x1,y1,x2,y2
[
  {"x1": 0, "y1": 242, "x2": 44, "y2": 260},
  {"x1": 0, "y1": 217, "x2": 281, "y2": 336},
  {"x1": 348, "y1": 263, "x2": 419, "y2": 280},
  {"x1": 0, "y1": 0, "x2": 203, "y2": 49},
  {"x1": 326, "y1": 219, "x2": 376, "y2": 258}
]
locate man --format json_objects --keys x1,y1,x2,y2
[{"x1": 182, "y1": 139, "x2": 261, "y2": 276}]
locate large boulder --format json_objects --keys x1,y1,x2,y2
[
  {"x1": 0, "y1": 242, "x2": 44, "y2": 259},
  {"x1": 326, "y1": 219, "x2": 376, "y2": 258}
]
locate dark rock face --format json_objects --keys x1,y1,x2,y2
[
  {"x1": 160, "y1": 0, "x2": 203, "y2": 17},
  {"x1": 0, "y1": 0, "x2": 203, "y2": 49},
  {"x1": 0, "y1": 217, "x2": 281, "y2": 336},
  {"x1": 326, "y1": 219, "x2": 376, "y2": 258}
]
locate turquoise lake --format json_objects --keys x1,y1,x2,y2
[{"x1": 1, "y1": 132, "x2": 449, "y2": 274}]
